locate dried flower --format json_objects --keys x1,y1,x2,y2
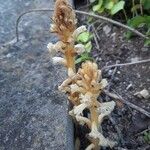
[
  {"x1": 52, "y1": 0, "x2": 77, "y2": 42},
  {"x1": 74, "y1": 44, "x2": 85, "y2": 55}
]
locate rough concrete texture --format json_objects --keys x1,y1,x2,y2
[{"x1": 0, "y1": 0, "x2": 74, "y2": 150}]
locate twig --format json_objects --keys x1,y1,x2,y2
[
  {"x1": 15, "y1": 9, "x2": 149, "y2": 43},
  {"x1": 91, "y1": 25, "x2": 100, "y2": 50},
  {"x1": 75, "y1": 10, "x2": 149, "y2": 39},
  {"x1": 137, "y1": 145, "x2": 150, "y2": 150},
  {"x1": 102, "y1": 59, "x2": 150, "y2": 71},
  {"x1": 96, "y1": 22, "x2": 104, "y2": 31},
  {"x1": 16, "y1": 9, "x2": 54, "y2": 42},
  {"x1": 92, "y1": 24, "x2": 101, "y2": 41},
  {"x1": 104, "y1": 90, "x2": 150, "y2": 118},
  {"x1": 135, "y1": 127, "x2": 150, "y2": 137}
]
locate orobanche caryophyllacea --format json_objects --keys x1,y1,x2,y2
[{"x1": 47, "y1": 0, "x2": 117, "y2": 149}]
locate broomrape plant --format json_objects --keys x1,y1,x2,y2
[{"x1": 47, "y1": 0, "x2": 117, "y2": 149}]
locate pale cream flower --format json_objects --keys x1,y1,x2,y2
[
  {"x1": 72, "y1": 25, "x2": 87, "y2": 39},
  {"x1": 73, "y1": 103, "x2": 88, "y2": 116},
  {"x1": 68, "y1": 68, "x2": 75, "y2": 77},
  {"x1": 80, "y1": 92, "x2": 92, "y2": 104},
  {"x1": 89, "y1": 123, "x2": 116, "y2": 147},
  {"x1": 70, "y1": 84, "x2": 79, "y2": 93},
  {"x1": 52, "y1": 57, "x2": 66, "y2": 65},
  {"x1": 85, "y1": 143, "x2": 95, "y2": 150},
  {"x1": 100, "y1": 79, "x2": 108, "y2": 89},
  {"x1": 74, "y1": 44, "x2": 85, "y2": 54},
  {"x1": 97, "y1": 101, "x2": 116, "y2": 123},
  {"x1": 75, "y1": 116, "x2": 91, "y2": 126},
  {"x1": 50, "y1": 24, "x2": 56, "y2": 32}
]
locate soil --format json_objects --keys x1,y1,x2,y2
[{"x1": 75, "y1": 2, "x2": 150, "y2": 150}]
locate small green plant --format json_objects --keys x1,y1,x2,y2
[
  {"x1": 126, "y1": 15, "x2": 150, "y2": 45},
  {"x1": 143, "y1": 131, "x2": 150, "y2": 144},
  {"x1": 127, "y1": 0, "x2": 150, "y2": 45},
  {"x1": 75, "y1": 31, "x2": 93, "y2": 64},
  {"x1": 92, "y1": 0, "x2": 125, "y2": 16},
  {"x1": 90, "y1": 0, "x2": 150, "y2": 45}
]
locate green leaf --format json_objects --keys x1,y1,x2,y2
[
  {"x1": 125, "y1": 31, "x2": 132, "y2": 39},
  {"x1": 143, "y1": 131, "x2": 150, "y2": 143},
  {"x1": 148, "y1": 132, "x2": 150, "y2": 139},
  {"x1": 144, "y1": 39, "x2": 150, "y2": 46},
  {"x1": 97, "y1": 7, "x2": 105, "y2": 13},
  {"x1": 77, "y1": 32, "x2": 90, "y2": 43},
  {"x1": 128, "y1": 16, "x2": 150, "y2": 28},
  {"x1": 126, "y1": 16, "x2": 150, "y2": 38},
  {"x1": 111, "y1": 1, "x2": 125, "y2": 15},
  {"x1": 142, "y1": 0, "x2": 150, "y2": 10},
  {"x1": 75, "y1": 53, "x2": 93, "y2": 64},
  {"x1": 93, "y1": 0, "x2": 103, "y2": 12},
  {"x1": 85, "y1": 41, "x2": 92, "y2": 53},
  {"x1": 75, "y1": 57, "x2": 84, "y2": 64},
  {"x1": 105, "y1": 0, "x2": 114, "y2": 10},
  {"x1": 144, "y1": 135, "x2": 149, "y2": 142},
  {"x1": 146, "y1": 28, "x2": 150, "y2": 36}
]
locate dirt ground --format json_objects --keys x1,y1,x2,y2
[{"x1": 75, "y1": 3, "x2": 150, "y2": 150}]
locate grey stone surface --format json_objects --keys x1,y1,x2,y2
[
  {"x1": 0, "y1": 0, "x2": 74, "y2": 150},
  {"x1": 0, "y1": 0, "x2": 54, "y2": 44}
]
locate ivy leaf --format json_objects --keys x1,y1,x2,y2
[
  {"x1": 85, "y1": 41, "x2": 92, "y2": 53},
  {"x1": 111, "y1": 1, "x2": 125, "y2": 15},
  {"x1": 93, "y1": 0, "x2": 103, "y2": 12}
]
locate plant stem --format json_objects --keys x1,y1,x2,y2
[
  {"x1": 90, "y1": 105, "x2": 99, "y2": 150},
  {"x1": 123, "y1": 9, "x2": 128, "y2": 22},
  {"x1": 140, "y1": 0, "x2": 143, "y2": 15},
  {"x1": 133, "y1": 0, "x2": 138, "y2": 16},
  {"x1": 65, "y1": 44, "x2": 76, "y2": 74}
]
